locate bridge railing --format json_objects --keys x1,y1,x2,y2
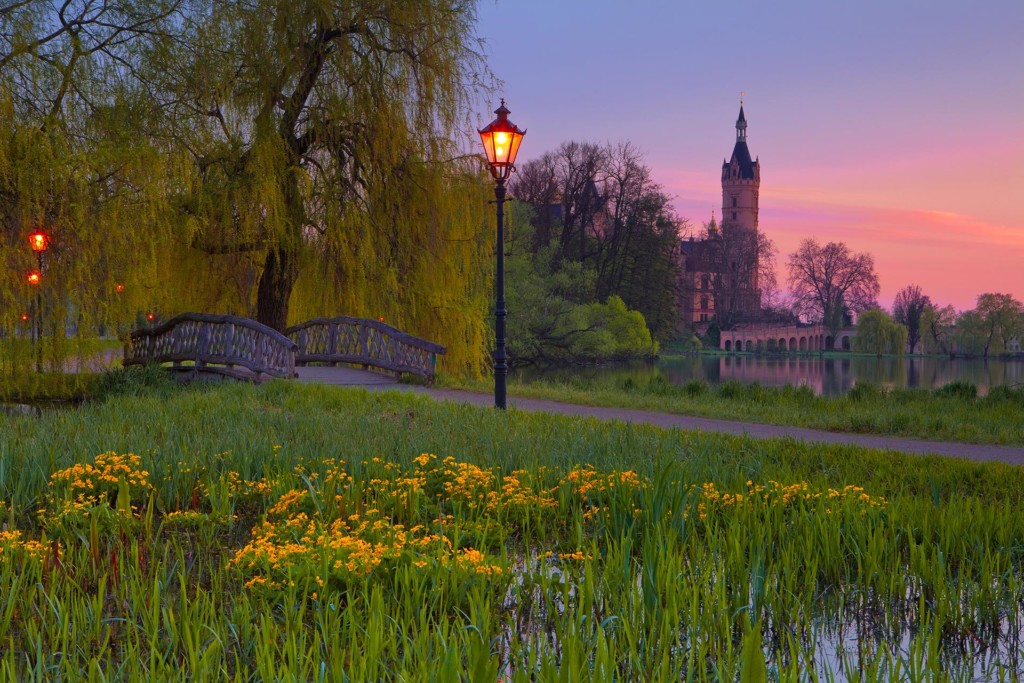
[
  {"x1": 284, "y1": 316, "x2": 446, "y2": 382},
  {"x1": 124, "y1": 313, "x2": 297, "y2": 382}
]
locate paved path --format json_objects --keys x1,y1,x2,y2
[{"x1": 294, "y1": 366, "x2": 1024, "y2": 465}]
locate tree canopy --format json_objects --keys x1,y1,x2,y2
[
  {"x1": 853, "y1": 308, "x2": 907, "y2": 356},
  {"x1": 512, "y1": 141, "x2": 684, "y2": 342},
  {"x1": 1, "y1": 1, "x2": 497, "y2": 377}
]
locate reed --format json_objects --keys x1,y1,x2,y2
[{"x1": 1, "y1": 381, "x2": 1023, "y2": 680}]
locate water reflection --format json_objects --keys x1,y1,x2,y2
[{"x1": 514, "y1": 355, "x2": 1024, "y2": 397}]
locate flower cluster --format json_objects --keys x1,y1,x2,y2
[
  {"x1": 0, "y1": 529, "x2": 47, "y2": 564},
  {"x1": 41, "y1": 452, "x2": 154, "y2": 533},
  {"x1": 48, "y1": 451, "x2": 152, "y2": 502},
  {"x1": 565, "y1": 465, "x2": 645, "y2": 500},
  {"x1": 687, "y1": 480, "x2": 887, "y2": 521}
]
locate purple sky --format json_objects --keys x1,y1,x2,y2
[{"x1": 473, "y1": 1, "x2": 1024, "y2": 311}]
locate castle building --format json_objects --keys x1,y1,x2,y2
[{"x1": 680, "y1": 103, "x2": 763, "y2": 327}]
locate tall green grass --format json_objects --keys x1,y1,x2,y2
[
  {"x1": 1, "y1": 381, "x2": 1023, "y2": 680},
  {"x1": 448, "y1": 375, "x2": 1024, "y2": 446}
]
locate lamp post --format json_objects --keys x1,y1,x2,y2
[
  {"x1": 27, "y1": 229, "x2": 49, "y2": 373},
  {"x1": 478, "y1": 100, "x2": 526, "y2": 409}
]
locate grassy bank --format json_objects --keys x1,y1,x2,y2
[
  {"x1": 2, "y1": 382, "x2": 1024, "y2": 679},
  {"x1": 448, "y1": 375, "x2": 1024, "y2": 446}
]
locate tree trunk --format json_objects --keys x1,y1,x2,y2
[{"x1": 256, "y1": 246, "x2": 299, "y2": 331}]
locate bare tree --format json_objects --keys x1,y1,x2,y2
[
  {"x1": 892, "y1": 284, "x2": 931, "y2": 353},
  {"x1": 787, "y1": 239, "x2": 879, "y2": 346}
]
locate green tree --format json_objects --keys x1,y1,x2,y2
[
  {"x1": 512, "y1": 141, "x2": 683, "y2": 341},
  {"x1": 1, "y1": 1, "x2": 181, "y2": 371},
  {"x1": 921, "y1": 303, "x2": 957, "y2": 355},
  {"x1": 953, "y1": 309, "x2": 987, "y2": 357},
  {"x1": 145, "y1": 0, "x2": 489, "y2": 326},
  {"x1": 853, "y1": 308, "x2": 907, "y2": 356},
  {"x1": 974, "y1": 293, "x2": 1024, "y2": 357},
  {"x1": 2, "y1": 1, "x2": 496, "y2": 377},
  {"x1": 504, "y1": 203, "x2": 656, "y2": 364}
]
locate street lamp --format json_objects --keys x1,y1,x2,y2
[
  {"x1": 478, "y1": 99, "x2": 526, "y2": 409},
  {"x1": 27, "y1": 228, "x2": 49, "y2": 373}
]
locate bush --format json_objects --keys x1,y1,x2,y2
[
  {"x1": 91, "y1": 365, "x2": 177, "y2": 401},
  {"x1": 683, "y1": 380, "x2": 708, "y2": 397},
  {"x1": 717, "y1": 381, "x2": 745, "y2": 400},
  {"x1": 847, "y1": 382, "x2": 884, "y2": 402},
  {"x1": 984, "y1": 385, "x2": 1024, "y2": 405},
  {"x1": 933, "y1": 381, "x2": 978, "y2": 400}
]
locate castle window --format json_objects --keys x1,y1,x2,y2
[
  {"x1": 700, "y1": 296, "x2": 709, "y2": 310},
  {"x1": 701, "y1": 275, "x2": 709, "y2": 290},
  {"x1": 732, "y1": 211, "x2": 737, "y2": 220},
  {"x1": 732, "y1": 197, "x2": 737, "y2": 207}
]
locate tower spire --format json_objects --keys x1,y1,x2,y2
[{"x1": 736, "y1": 95, "x2": 747, "y2": 142}]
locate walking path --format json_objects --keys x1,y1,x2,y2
[{"x1": 294, "y1": 366, "x2": 1024, "y2": 466}]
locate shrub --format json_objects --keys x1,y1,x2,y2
[
  {"x1": 933, "y1": 381, "x2": 978, "y2": 400},
  {"x1": 91, "y1": 364, "x2": 177, "y2": 401},
  {"x1": 683, "y1": 380, "x2": 708, "y2": 397},
  {"x1": 717, "y1": 380, "x2": 745, "y2": 399},
  {"x1": 847, "y1": 382, "x2": 885, "y2": 402},
  {"x1": 984, "y1": 385, "x2": 1024, "y2": 405}
]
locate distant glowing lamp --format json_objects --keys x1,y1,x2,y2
[
  {"x1": 28, "y1": 229, "x2": 49, "y2": 253},
  {"x1": 478, "y1": 100, "x2": 526, "y2": 180},
  {"x1": 21, "y1": 314, "x2": 29, "y2": 322},
  {"x1": 378, "y1": 316, "x2": 385, "y2": 322},
  {"x1": 27, "y1": 271, "x2": 42, "y2": 286},
  {"x1": 146, "y1": 312, "x2": 155, "y2": 321},
  {"x1": 115, "y1": 283, "x2": 125, "y2": 293}
]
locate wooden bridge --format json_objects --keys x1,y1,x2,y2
[{"x1": 124, "y1": 313, "x2": 446, "y2": 383}]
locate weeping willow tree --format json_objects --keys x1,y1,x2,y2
[
  {"x1": 137, "y1": 0, "x2": 495, "y2": 376},
  {"x1": 0, "y1": 1, "x2": 181, "y2": 376},
  {"x1": 2, "y1": 1, "x2": 497, "y2": 378}
]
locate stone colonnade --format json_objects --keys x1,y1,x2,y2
[{"x1": 720, "y1": 324, "x2": 855, "y2": 353}]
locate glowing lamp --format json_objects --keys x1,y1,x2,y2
[
  {"x1": 27, "y1": 271, "x2": 41, "y2": 286},
  {"x1": 478, "y1": 100, "x2": 526, "y2": 180},
  {"x1": 146, "y1": 313, "x2": 155, "y2": 321},
  {"x1": 21, "y1": 314, "x2": 28, "y2": 322},
  {"x1": 378, "y1": 316, "x2": 385, "y2": 322},
  {"x1": 28, "y1": 230, "x2": 49, "y2": 253},
  {"x1": 115, "y1": 283, "x2": 125, "y2": 293}
]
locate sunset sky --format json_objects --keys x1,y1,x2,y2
[{"x1": 474, "y1": 1, "x2": 1024, "y2": 311}]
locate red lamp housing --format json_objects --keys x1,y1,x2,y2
[
  {"x1": 478, "y1": 100, "x2": 526, "y2": 180},
  {"x1": 28, "y1": 229, "x2": 49, "y2": 253},
  {"x1": 27, "y1": 271, "x2": 42, "y2": 285}
]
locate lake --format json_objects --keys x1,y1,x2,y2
[{"x1": 514, "y1": 354, "x2": 1024, "y2": 397}]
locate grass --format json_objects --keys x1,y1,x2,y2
[
  {"x1": 2, "y1": 381, "x2": 1024, "y2": 679},
  {"x1": 445, "y1": 373, "x2": 1024, "y2": 446}
]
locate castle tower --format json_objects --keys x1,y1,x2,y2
[{"x1": 721, "y1": 103, "x2": 760, "y2": 230}]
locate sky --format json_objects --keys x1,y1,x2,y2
[{"x1": 472, "y1": 1, "x2": 1024, "y2": 312}]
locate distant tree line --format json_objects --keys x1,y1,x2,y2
[{"x1": 854, "y1": 287, "x2": 1023, "y2": 358}]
